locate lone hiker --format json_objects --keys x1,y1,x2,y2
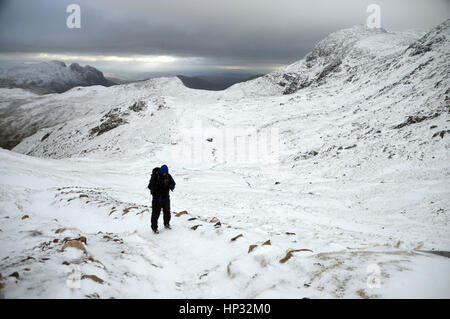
[{"x1": 147, "y1": 164, "x2": 176, "y2": 234}]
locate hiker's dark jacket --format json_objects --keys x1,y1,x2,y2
[{"x1": 148, "y1": 172, "x2": 175, "y2": 202}]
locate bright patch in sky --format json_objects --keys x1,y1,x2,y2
[{"x1": 37, "y1": 53, "x2": 177, "y2": 64}]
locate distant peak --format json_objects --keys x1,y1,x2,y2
[
  {"x1": 305, "y1": 24, "x2": 389, "y2": 62},
  {"x1": 69, "y1": 63, "x2": 83, "y2": 72},
  {"x1": 49, "y1": 60, "x2": 66, "y2": 67}
]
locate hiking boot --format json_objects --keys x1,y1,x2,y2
[
  {"x1": 153, "y1": 229, "x2": 159, "y2": 234},
  {"x1": 164, "y1": 224, "x2": 171, "y2": 230}
]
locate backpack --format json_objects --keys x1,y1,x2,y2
[
  {"x1": 147, "y1": 167, "x2": 160, "y2": 191},
  {"x1": 152, "y1": 167, "x2": 160, "y2": 176}
]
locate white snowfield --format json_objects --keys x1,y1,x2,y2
[{"x1": 0, "y1": 20, "x2": 449, "y2": 298}]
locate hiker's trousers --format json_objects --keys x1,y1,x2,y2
[{"x1": 151, "y1": 199, "x2": 170, "y2": 230}]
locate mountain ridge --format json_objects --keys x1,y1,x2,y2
[
  {"x1": 0, "y1": 60, "x2": 116, "y2": 94},
  {"x1": 2, "y1": 20, "x2": 448, "y2": 155}
]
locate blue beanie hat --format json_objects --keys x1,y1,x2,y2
[{"x1": 159, "y1": 164, "x2": 168, "y2": 175}]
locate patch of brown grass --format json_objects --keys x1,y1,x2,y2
[
  {"x1": 226, "y1": 262, "x2": 236, "y2": 279},
  {"x1": 209, "y1": 217, "x2": 219, "y2": 223},
  {"x1": 279, "y1": 249, "x2": 313, "y2": 263},
  {"x1": 176, "y1": 210, "x2": 188, "y2": 217},
  {"x1": 123, "y1": 206, "x2": 139, "y2": 215},
  {"x1": 81, "y1": 274, "x2": 104, "y2": 284},
  {"x1": 61, "y1": 240, "x2": 87, "y2": 254},
  {"x1": 87, "y1": 256, "x2": 105, "y2": 268},
  {"x1": 136, "y1": 209, "x2": 149, "y2": 215},
  {"x1": 248, "y1": 245, "x2": 258, "y2": 253},
  {"x1": 77, "y1": 236, "x2": 87, "y2": 245},
  {"x1": 357, "y1": 289, "x2": 369, "y2": 299},
  {"x1": 230, "y1": 234, "x2": 243, "y2": 242}
]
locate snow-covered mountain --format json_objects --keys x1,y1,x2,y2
[
  {"x1": 0, "y1": 20, "x2": 449, "y2": 298},
  {"x1": 0, "y1": 60, "x2": 115, "y2": 94}
]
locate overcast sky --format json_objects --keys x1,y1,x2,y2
[{"x1": 0, "y1": 0, "x2": 448, "y2": 79}]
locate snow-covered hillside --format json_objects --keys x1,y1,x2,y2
[
  {"x1": 0, "y1": 20, "x2": 449, "y2": 298},
  {"x1": 0, "y1": 60, "x2": 114, "y2": 94},
  {"x1": 0, "y1": 77, "x2": 180, "y2": 150}
]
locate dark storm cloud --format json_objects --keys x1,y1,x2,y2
[{"x1": 0, "y1": 0, "x2": 449, "y2": 75}]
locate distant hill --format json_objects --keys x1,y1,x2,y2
[
  {"x1": 105, "y1": 76, "x2": 133, "y2": 85},
  {"x1": 0, "y1": 60, "x2": 116, "y2": 94},
  {"x1": 177, "y1": 73, "x2": 263, "y2": 90}
]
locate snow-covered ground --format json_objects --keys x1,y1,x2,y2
[{"x1": 0, "y1": 21, "x2": 449, "y2": 298}]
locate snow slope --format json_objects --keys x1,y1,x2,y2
[
  {"x1": 0, "y1": 77, "x2": 181, "y2": 150},
  {"x1": 0, "y1": 20, "x2": 449, "y2": 298},
  {"x1": 1, "y1": 148, "x2": 449, "y2": 299}
]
